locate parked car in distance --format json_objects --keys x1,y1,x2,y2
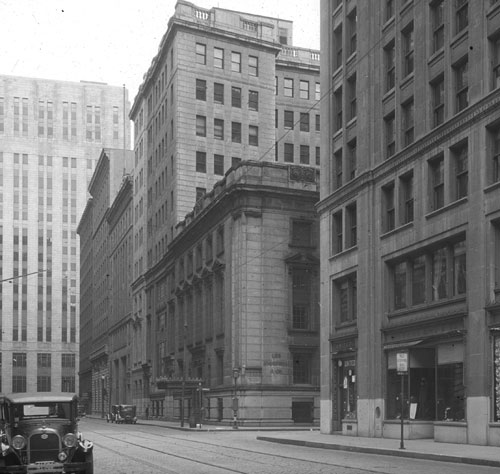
[
  {"x1": 114, "y1": 405, "x2": 137, "y2": 424},
  {"x1": 0, "y1": 393, "x2": 93, "y2": 474}
]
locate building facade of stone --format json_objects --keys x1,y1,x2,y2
[
  {"x1": 319, "y1": 0, "x2": 500, "y2": 445},
  {"x1": 0, "y1": 75, "x2": 130, "y2": 404},
  {"x1": 151, "y1": 161, "x2": 320, "y2": 425},
  {"x1": 125, "y1": 1, "x2": 321, "y2": 422}
]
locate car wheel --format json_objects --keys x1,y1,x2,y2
[{"x1": 84, "y1": 451, "x2": 94, "y2": 474}]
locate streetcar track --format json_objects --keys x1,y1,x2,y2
[
  {"x1": 93, "y1": 431, "x2": 248, "y2": 474},
  {"x1": 87, "y1": 425, "x2": 406, "y2": 474}
]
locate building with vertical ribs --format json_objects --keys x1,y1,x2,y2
[{"x1": 0, "y1": 75, "x2": 130, "y2": 409}]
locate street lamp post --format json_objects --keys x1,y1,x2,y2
[
  {"x1": 180, "y1": 322, "x2": 187, "y2": 427},
  {"x1": 232, "y1": 368, "x2": 240, "y2": 429},
  {"x1": 101, "y1": 375, "x2": 105, "y2": 419}
]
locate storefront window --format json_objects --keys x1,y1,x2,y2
[
  {"x1": 494, "y1": 335, "x2": 500, "y2": 421},
  {"x1": 387, "y1": 345, "x2": 465, "y2": 421}
]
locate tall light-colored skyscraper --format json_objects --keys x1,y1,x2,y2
[{"x1": 0, "y1": 75, "x2": 130, "y2": 396}]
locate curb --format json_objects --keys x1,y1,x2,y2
[{"x1": 256, "y1": 436, "x2": 500, "y2": 468}]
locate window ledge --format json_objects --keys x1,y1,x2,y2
[
  {"x1": 484, "y1": 180, "x2": 500, "y2": 194},
  {"x1": 329, "y1": 245, "x2": 358, "y2": 260},
  {"x1": 487, "y1": 1, "x2": 500, "y2": 18},
  {"x1": 387, "y1": 295, "x2": 467, "y2": 319},
  {"x1": 400, "y1": 72, "x2": 414, "y2": 90},
  {"x1": 434, "y1": 421, "x2": 467, "y2": 427},
  {"x1": 335, "y1": 320, "x2": 357, "y2": 331},
  {"x1": 450, "y1": 28, "x2": 468, "y2": 49},
  {"x1": 380, "y1": 221, "x2": 413, "y2": 240},
  {"x1": 428, "y1": 48, "x2": 444, "y2": 67},
  {"x1": 425, "y1": 196, "x2": 468, "y2": 219},
  {"x1": 382, "y1": 16, "x2": 395, "y2": 33},
  {"x1": 489, "y1": 422, "x2": 500, "y2": 427}
]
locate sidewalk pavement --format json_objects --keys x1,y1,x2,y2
[{"x1": 87, "y1": 415, "x2": 500, "y2": 468}]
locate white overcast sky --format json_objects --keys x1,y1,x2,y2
[{"x1": 1, "y1": 0, "x2": 320, "y2": 102}]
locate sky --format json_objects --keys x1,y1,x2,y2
[{"x1": 1, "y1": 0, "x2": 320, "y2": 102}]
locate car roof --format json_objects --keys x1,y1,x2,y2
[{"x1": 0, "y1": 393, "x2": 78, "y2": 404}]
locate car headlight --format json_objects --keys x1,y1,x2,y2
[
  {"x1": 63, "y1": 433, "x2": 78, "y2": 448},
  {"x1": 12, "y1": 435, "x2": 26, "y2": 450}
]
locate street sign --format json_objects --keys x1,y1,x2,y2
[{"x1": 396, "y1": 352, "x2": 408, "y2": 375}]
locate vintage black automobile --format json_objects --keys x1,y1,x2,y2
[
  {"x1": 0, "y1": 393, "x2": 93, "y2": 474},
  {"x1": 114, "y1": 405, "x2": 137, "y2": 424}
]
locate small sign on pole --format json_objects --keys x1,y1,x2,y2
[{"x1": 396, "y1": 351, "x2": 408, "y2": 450}]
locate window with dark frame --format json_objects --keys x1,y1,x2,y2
[
  {"x1": 346, "y1": 202, "x2": 357, "y2": 248},
  {"x1": 334, "y1": 25, "x2": 343, "y2": 69},
  {"x1": 299, "y1": 80, "x2": 309, "y2": 99},
  {"x1": 231, "y1": 51, "x2": 241, "y2": 72},
  {"x1": 300, "y1": 145, "x2": 310, "y2": 164},
  {"x1": 214, "y1": 83, "x2": 224, "y2": 104},
  {"x1": 403, "y1": 24, "x2": 414, "y2": 77},
  {"x1": 400, "y1": 172, "x2": 414, "y2": 225},
  {"x1": 214, "y1": 47, "x2": 224, "y2": 68},
  {"x1": 284, "y1": 78, "x2": 294, "y2": 97},
  {"x1": 455, "y1": 0, "x2": 468, "y2": 34},
  {"x1": 348, "y1": 9, "x2": 357, "y2": 56},
  {"x1": 196, "y1": 79, "x2": 206, "y2": 101},
  {"x1": 335, "y1": 87, "x2": 343, "y2": 131},
  {"x1": 249, "y1": 125, "x2": 258, "y2": 146},
  {"x1": 493, "y1": 36, "x2": 500, "y2": 89},
  {"x1": 348, "y1": 140, "x2": 357, "y2": 180},
  {"x1": 385, "y1": 41, "x2": 395, "y2": 91},
  {"x1": 249, "y1": 55, "x2": 258, "y2": 76},
  {"x1": 348, "y1": 75, "x2": 357, "y2": 120},
  {"x1": 453, "y1": 142, "x2": 468, "y2": 200},
  {"x1": 300, "y1": 113, "x2": 310, "y2": 132},
  {"x1": 214, "y1": 154, "x2": 224, "y2": 176},
  {"x1": 332, "y1": 210, "x2": 343, "y2": 254},
  {"x1": 432, "y1": 76, "x2": 445, "y2": 127},
  {"x1": 455, "y1": 59, "x2": 469, "y2": 113},
  {"x1": 248, "y1": 90, "x2": 258, "y2": 110},
  {"x1": 383, "y1": 182, "x2": 395, "y2": 233},
  {"x1": 335, "y1": 149, "x2": 343, "y2": 189},
  {"x1": 196, "y1": 151, "x2": 207, "y2": 173},
  {"x1": 402, "y1": 99, "x2": 414, "y2": 146},
  {"x1": 231, "y1": 86, "x2": 241, "y2": 108},
  {"x1": 196, "y1": 43, "x2": 206, "y2": 65},
  {"x1": 196, "y1": 115, "x2": 206, "y2": 137},
  {"x1": 231, "y1": 122, "x2": 241, "y2": 143},
  {"x1": 335, "y1": 273, "x2": 357, "y2": 324},
  {"x1": 385, "y1": 113, "x2": 395, "y2": 158},
  {"x1": 214, "y1": 118, "x2": 224, "y2": 140},
  {"x1": 432, "y1": 0, "x2": 444, "y2": 53},
  {"x1": 429, "y1": 155, "x2": 444, "y2": 211},
  {"x1": 284, "y1": 143, "x2": 294, "y2": 163},
  {"x1": 284, "y1": 110, "x2": 294, "y2": 129}
]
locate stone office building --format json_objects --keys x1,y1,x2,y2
[{"x1": 319, "y1": 0, "x2": 500, "y2": 445}]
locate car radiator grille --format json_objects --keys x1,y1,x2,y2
[{"x1": 29, "y1": 433, "x2": 60, "y2": 462}]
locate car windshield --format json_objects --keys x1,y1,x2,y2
[
  {"x1": 121, "y1": 406, "x2": 134, "y2": 415},
  {"x1": 16, "y1": 402, "x2": 72, "y2": 420}
]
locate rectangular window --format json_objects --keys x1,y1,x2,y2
[
  {"x1": 196, "y1": 151, "x2": 206, "y2": 173},
  {"x1": 492, "y1": 36, "x2": 500, "y2": 89},
  {"x1": 300, "y1": 145, "x2": 310, "y2": 164},
  {"x1": 386, "y1": 0, "x2": 394, "y2": 21},
  {"x1": 300, "y1": 113, "x2": 310, "y2": 132},
  {"x1": 284, "y1": 110, "x2": 294, "y2": 129},
  {"x1": 196, "y1": 43, "x2": 206, "y2": 65},
  {"x1": 385, "y1": 113, "x2": 395, "y2": 158},
  {"x1": 402, "y1": 99, "x2": 414, "y2": 146},
  {"x1": 394, "y1": 262, "x2": 407, "y2": 309},
  {"x1": 231, "y1": 122, "x2": 241, "y2": 143},
  {"x1": 348, "y1": 75, "x2": 356, "y2": 120},
  {"x1": 231, "y1": 52, "x2": 241, "y2": 72},
  {"x1": 332, "y1": 210, "x2": 343, "y2": 254},
  {"x1": 430, "y1": 155, "x2": 445, "y2": 210},
  {"x1": 315, "y1": 82, "x2": 321, "y2": 101},
  {"x1": 455, "y1": 0, "x2": 468, "y2": 34},
  {"x1": 214, "y1": 154, "x2": 224, "y2": 176},
  {"x1": 214, "y1": 83, "x2": 224, "y2": 104},
  {"x1": 196, "y1": 115, "x2": 206, "y2": 137},
  {"x1": 383, "y1": 182, "x2": 395, "y2": 233},
  {"x1": 432, "y1": 0, "x2": 444, "y2": 52},
  {"x1": 400, "y1": 172, "x2": 414, "y2": 225},
  {"x1": 348, "y1": 140, "x2": 357, "y2": 180},
  {"x1": 453, "y1": 241, "x2": 466, "y2": 295},
  {"x1": 248, "y1": 90, "x2": 258, "y2": 111},
  {"x1": 315, "y1": 114, "x2": 320, "y2": 132},
  {"x1": 284, "y1": 78, "x2": 294, "y2": 97},
  {"x1": 196, "y1": 79, "x2": 206, "y2": 101},
  {"x1": 335, "y1": 150, "x2": 343, "y2": 190},
  {"x1": 299, "y1": 80, "x2": 309, "y2": 99},
  {"x1": 231, "y1": 87, "x2": 241, "y2": 108},
  {"x1": 455, "y1": 59, "x2": 468, "y2": 112},
  {"x1": 284, "y1": 143, "x2": 294, "y2": 163},
  {"x1": 291, "y1": 265, "x2": 313, "y2": 328},
  {"x1": 214, "y1": 118, "x2": 224, "y2": 140},
  {"x1": 412, "y1": 256, "x2": 426, "y2": 305},
  {"x1": 316, "y1": 146, "x2": 320, "y2": 166},
  {"x1": 334, "y1": 25, "x2": 343, "y2": 69},
  {"x1": 490, "y1": 124, "x2": 500, "y2": 183},
  {"x1": 346, "y1": 202, "x2": 357, "y2": 248},
  {"x1": 385, "y1": 42, "x2": 395, "y2": 91},
  {"x1": 214, "y1": 47, "x2": 224, "y2": 68},
  {"x1": 453, "y1": 142, "x2": 468, "y2": 200},
  {"x1": 335, "y1": 87, "x2": 343, "y2": 131},
  {"x1": 432, "y1": 76, "x2": 445, "y2": 127},
  {"x1": 335, "y1": 273, "x2": 357, "y2": 323},
  {"x1": 403, "y1": 24, "x2": 414, "y2": 77},
  {"x1": 249, "y1": 125, "x2": 259, "y2": 146},
  {"x1": 348, "y1": 9, "x2": 357, "y2": 55},
  {"x1": 432, "y1": 247, "x2": 448, "y2": 300},
  {"x1": 249, "y1": 55, "x2": 258, "y2": 76},
  {"x1": 292, "y1": 354, "x2": 311, "y2": 384}
]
